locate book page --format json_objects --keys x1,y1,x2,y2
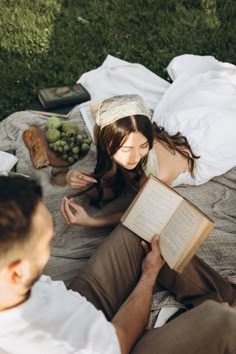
[
  {"x1": 160, "y1": 201, "x2": 203, "y2": 269},
  {"x1": 122, "y1": 177, "x2": 182, "y2": 242}
]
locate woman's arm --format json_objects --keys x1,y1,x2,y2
[
  {"x1": 61, "y1": 197, "x2": 123, "y2": 227},
  {"x1": 66, "y1": 169, "x2": 118, "y2": 201}
]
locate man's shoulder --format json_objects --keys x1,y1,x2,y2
[
  {"x1": 37, "y1": 274, "x2": 64, "y2": 287},
  {"x1": 34, "y1": 275, "x2": 85, "y2": 302},
  {"x1": 0, "y1": 276, "x2": 120, "y2": 354}
]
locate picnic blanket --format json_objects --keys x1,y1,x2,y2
[
  {"x1": 0, "y1": 108, "x2": 125, "y2": 283},
  {"x1": 1, "y1": 107, "x2": 236, "y2": 328},
  {"x1": 1, "y1": 53, "x2": 236, "y2": 326}
]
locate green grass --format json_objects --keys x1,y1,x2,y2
[{"x1": 0, "y1": 0, "x2": 235, "y2": 120}]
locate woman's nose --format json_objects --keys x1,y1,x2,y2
[{"x1": 132, "y1": 148, "x2": 143, "y2": 162}]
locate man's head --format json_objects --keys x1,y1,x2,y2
[{"x1": 0, "y1": 176, "x2": 54, "y2": 308}]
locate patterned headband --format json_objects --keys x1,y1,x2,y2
[{"x1": 95, "y1": 94, "x2": 152, "y2": 128}]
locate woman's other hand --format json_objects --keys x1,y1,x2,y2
[
  {"x1": 61, "y1": 197, "x2": 93, "y2": 226},
  {"x1": 66, "y1": 169, "x2": 97, "y2": 189}
]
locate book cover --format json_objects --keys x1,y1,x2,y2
[{"x1": 38, "y1": 83, "x2": 90, "y2": 109}]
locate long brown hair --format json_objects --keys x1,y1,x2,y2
[
  {"x1": 153, "y1": 123, "x2": 199, "y2": 176},
  {"x1": 93, "y1": 115, "x2": 199, "y2": 201},
  {"x1": 93, "y1": 115, "x2": 154, "y2": 200}
]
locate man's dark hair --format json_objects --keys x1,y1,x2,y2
[{"x1": 0, "y1": 176, "x2": 42, "y2": 256}]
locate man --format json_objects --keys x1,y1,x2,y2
[{"x1": 0, "y1": 175, "x2": 236, "y2": 354}]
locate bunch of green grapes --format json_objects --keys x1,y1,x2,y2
[
  {"x1": 48, "y1": 133, "x2": 92, "y2": 164},
  {"x1": 45, "y1": 117, "x2": 92, "y2": 163}
]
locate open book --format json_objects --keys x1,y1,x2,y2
[{"x1": 121, "y1": 176, "x2": 214, "y2": 272}]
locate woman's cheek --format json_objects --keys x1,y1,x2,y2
[{"x1": 113, "y1": 151, "x2": 126, "y2": 163}]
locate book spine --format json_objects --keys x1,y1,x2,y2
[{"x1": 38, "y1": 93, "x2": 88, "y2": 109}]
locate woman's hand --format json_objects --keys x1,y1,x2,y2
[
  {"x1": 61, "y1": 197, "x2": 93, "y2": 226},
  {"x1": 66, "y1": 169, "x2": 97, "y2": 189}
]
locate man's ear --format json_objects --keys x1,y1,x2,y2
[{"x1": 0, "y1": 260, "x2": 25, "y2": 285}]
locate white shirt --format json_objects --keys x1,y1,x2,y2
[
  {"x1": 143, "y1": 148, "x2": 194, "y2": 187},
  {"x1": 142, "y1": 148, "x2": 158, "y2": 179},
  {"x1": 0, "y1": 275, "x2": 120, "y2": 354}
]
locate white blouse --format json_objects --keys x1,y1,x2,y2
[{"x1": 143, "y1": 148, "x2": 195, "y2": 187}]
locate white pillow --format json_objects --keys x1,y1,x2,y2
[{"x1": 153, "y1": 55, "x2": 236, "y2": 185}]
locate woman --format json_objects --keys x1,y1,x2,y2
[{"x1": 61, "y1": 94, "x2": 199, "y2": 227}]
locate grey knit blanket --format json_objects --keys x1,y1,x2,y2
[{"x1": 1, "y1": 107, "x2": 236, "y2": 326}]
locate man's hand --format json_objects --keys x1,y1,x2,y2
[
  {"x1": 66, "y1": 169, "x2": 97, "y2": 189},
  {"x1": 141, "y1": 235, "x2": 165, "y2": 278}
]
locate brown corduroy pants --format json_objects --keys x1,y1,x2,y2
[{"x1": 68, "y1": 224, "x2": 236, "y2": 354}]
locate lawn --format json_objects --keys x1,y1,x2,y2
[{"x1": 0, "y1": 0, "x2": 235, "y2": 120}]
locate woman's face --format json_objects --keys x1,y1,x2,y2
[{"x1": 112, "y1": 132, "x2": 150, "y2": 170}]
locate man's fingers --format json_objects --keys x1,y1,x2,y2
[
  {"x1": 152, "y1": 234, "x2": 160, "y2": 241},
  {"x1": 141, "y1": 235, "x2": 161, "y2": 254},
  {"x1": 141, "y1": 240, "x2": 150, "y2": 254},
  {"x1": 150, "y1": 235, "x2": 165, "y2": 264},
  {"x1": 150, "y1": 234, "x2": 161, "y2": 251}
]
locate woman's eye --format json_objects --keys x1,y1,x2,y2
[
  {"x1": 120, "y1": 148, "x2": 130, "y2": 152},
  {"x1": 141, "y1": 143, "x2": 149, "y2": 149}
]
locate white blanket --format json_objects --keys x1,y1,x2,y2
[
  {"x1": 78, "y1": 55, "x2": 169, "y2": 109},
  {"x1": 78, "y1": 54, "x2": 236, "y2": 186},
  {"x1": 153, "y1": 54, "x2": 236, "y2": 185},
  {"x1": 77, "y1": 55, "x2": 169, "y2": 138}
]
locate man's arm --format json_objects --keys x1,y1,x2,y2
[{"x1": 112, "y1": 235, "x2": 165, "y2": 354}]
